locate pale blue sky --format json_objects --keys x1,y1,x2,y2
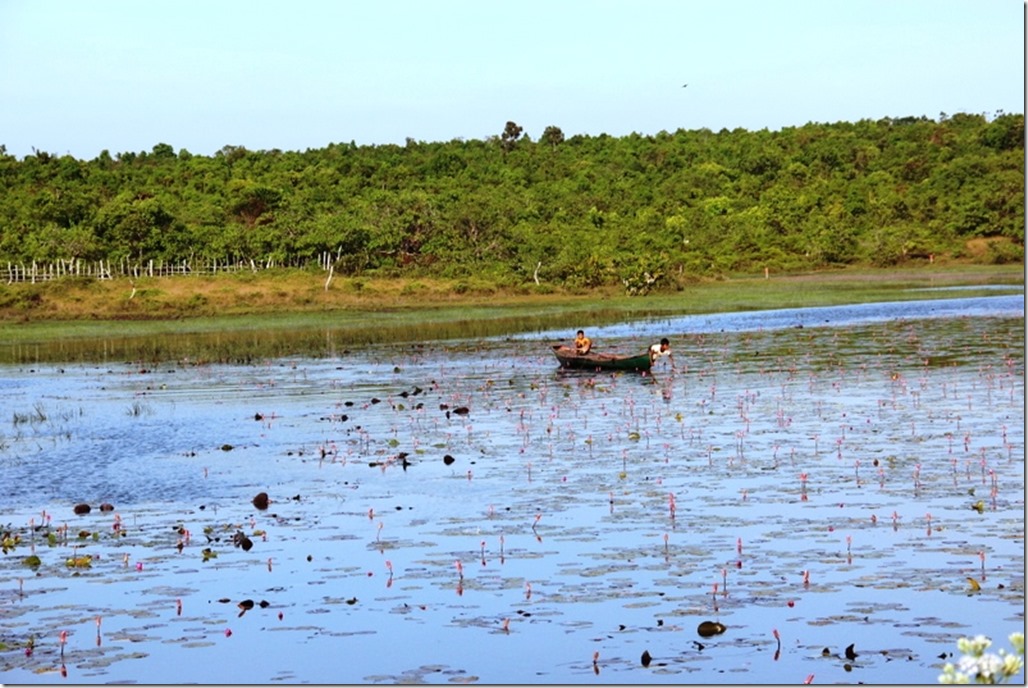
[{"x1": 1, "y1": 0, "x2": 1023, "y2": 160}]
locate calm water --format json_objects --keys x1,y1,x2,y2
[{"x1": 0, "y1": 295, "x2": 1023, "y2": 684}]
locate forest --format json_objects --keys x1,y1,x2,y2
[{"x1": 0, "y1": 112, "x2": 1023, "y2": 293}]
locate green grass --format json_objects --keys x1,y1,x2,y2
[{"x1": 0, "y1": 265, "x2": 1021, "y2": 364}]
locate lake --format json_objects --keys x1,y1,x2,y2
[{"x1": 0, "y1": 293, "x2": 1023, "y2": 684}]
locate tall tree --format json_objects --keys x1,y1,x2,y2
[
  {"x1": 500, "y1": 121, "x2": 523, "y2": 155},
  {"x1": 541, "y1": 125, "x2": 565, "y2": 150}
]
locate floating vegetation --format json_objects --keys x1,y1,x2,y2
[
  {"x1": 697, "y1": 621, "x2": 727, "y2": 638},
  {"x1": 252, "y1": 492, "x2": 269, "y2": 510},
  {"x1": 0, "y1": 300, "x2": 1022, "y2": 684}
]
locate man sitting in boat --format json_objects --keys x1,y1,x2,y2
[
  {"x1": 650, "y1": 338, "x2": 674, "y2": 367},
  {"x1": 574, "y1": 330, "x2": 592, "y2": 355}
]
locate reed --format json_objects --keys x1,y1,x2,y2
[{"x1": 3, "y1": 265, "x2": 1020, "y2": 364}]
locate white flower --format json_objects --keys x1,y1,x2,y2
[
  {"x1": 940, "y1": 632, "x2": 1025, "y2": 685},
  {"x1": 1001, "y1": 654, "x2": 1023, "y2": 678},
  {"x1": 958, "y1": 635, "x2": 992, "y2": 656}
]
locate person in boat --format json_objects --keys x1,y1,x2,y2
[
  {"x1": 574, "y1": 330, "x2": 592, "y2": 355},
  {"x1": 650, "y1": 338, "x2": 674, "y2": 367}
]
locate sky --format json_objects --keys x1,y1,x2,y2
[{"x1": 0, "y1": 0, "x2": 1024, "y2": 160}]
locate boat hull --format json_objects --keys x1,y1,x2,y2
[{"x1": 552, "y1": 346, "x2": 652, "y2": 372}]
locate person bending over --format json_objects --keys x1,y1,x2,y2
[{"x1": 650, "y1": 338, "x2": 674, "y2": 368}]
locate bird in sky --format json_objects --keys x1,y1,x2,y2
[{"x1": 682, "y1": 83, "x2": 688, "y2": 87}]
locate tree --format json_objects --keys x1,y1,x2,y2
[
  {"x1": 94, "y1": 192, "x2": 177, "y2": 261},
  {"x1": 151, "y1": 143, "x2": 176, "y2": 160},
  {"x1": 500, "y1": 121, "x2": 523, "y2": 155},
  {"x1": 0, "y1": 112, "x2": 1022, "y2": 280},
  {"x1": 227, "y1": 180, "x2": 282, "y2": 227},
  {"x1": 541, "y1": 125, "x2": 565, "y2": 150}
]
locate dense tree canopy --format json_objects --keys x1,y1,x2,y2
[{"x1": 0, "y1": 112, "x2": 1022, "y2": 291}]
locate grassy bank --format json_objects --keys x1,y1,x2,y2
[{"x1": 0, "y1": 264, "x2": 1022, "y2": 360}]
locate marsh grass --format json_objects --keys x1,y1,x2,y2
[
  {"x1": 126, "y1": 401, "x2": 153, "y2": 417},
  {"x1": 0, "y1": 265, "x2": 1022, "y2": 365},
  {"x1": 11, "y1": 402, "x2": 47, "y2": 426}
]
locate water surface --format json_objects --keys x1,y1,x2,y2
[{"x1": 0, "y1": 296, "x2": 1023, "y2": 684}]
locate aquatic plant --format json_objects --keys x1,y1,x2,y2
[{"x1": 938, "y1": 633, "x2": 1025, "y2": 684}]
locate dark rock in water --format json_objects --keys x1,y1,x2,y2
[
  {"x1": 99, "y1": 503, "x2": 115, "y2": 512},
  {"x1": 254, "y1": 412, "x2": 264, "y2": 421},
  {"x1": 221, "y1": 444, "x2": 233, "y2": 451},
  {"x1": 73, "y1": 503, "x2": 91, "y2": 515},
  {"x1": 452, "y1": 406, "x2": 470, "y2": 416},
  {"x1": 641, "y1": 650, "x2": 652, "y2": 667},
  {"x1": 252, "y1": 492, "x2": 270, "y2": 510},
  {"x1": 443, "y1": 454, "x2": 456, "y2": 466},
  {"x1": 697, "y1": 621, "x2": 726, "y2": 637}
]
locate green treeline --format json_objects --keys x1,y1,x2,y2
[{"x1": 0, "y1": 112, "x2": 1023, "y2": 292}]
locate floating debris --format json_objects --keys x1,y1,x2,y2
[
  {"x1": 233, "y1": 531, "x2": 253, "y2": 551},
  {"x1": 66, "y1": 555, "x2": 92, "y2": 568}
]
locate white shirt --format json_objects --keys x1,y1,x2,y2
[{"x1": 650, "y1": 343, "x2": 671, "y2": 359}]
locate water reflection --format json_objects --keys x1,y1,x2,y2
[
  {"x1": 3, "y1": 294, "x2": 1021, "y2": 366},
  {"x1": 1, "y1": 310, "x2": 639, "y2": 365},
  {"x1": 519, "y1": 293, "x2": 1025, "y2": 341}
]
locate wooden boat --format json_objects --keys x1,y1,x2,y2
[{"x1": 551, "y1": 345, "x2": 652, "y2": 372}]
